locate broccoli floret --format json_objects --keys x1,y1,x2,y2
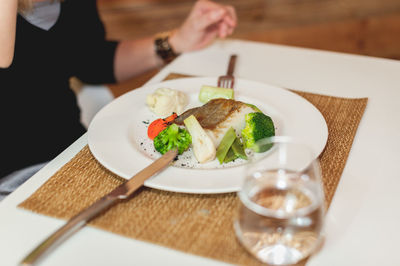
[
  {"x1": 153, "y1": 123, "x2": 192, "y2": 155},
  {"x1": 241, "y1": 112, "x2": 275, "y2": 152}
]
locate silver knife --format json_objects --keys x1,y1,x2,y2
[{"x1": 20, "y1": 148, "x2": 178, "y2": 266}]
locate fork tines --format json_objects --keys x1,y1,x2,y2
[
  {"x1": 218, "y1": 76, "x2": 234, "y2": 88},
  {"x1": 217, "y1": 54, "x2": 237, "y2": 89}
]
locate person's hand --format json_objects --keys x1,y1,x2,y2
[{"x1": 169, "y1": 0, "x2": 237, "y2": 53}]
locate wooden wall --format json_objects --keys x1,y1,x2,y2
[
  {"x1": 98, "y1": 0, "x2": 400, "y2": 59},
  {"x1": 96, "y1": 0, "x2": 400, "y2": 95}
]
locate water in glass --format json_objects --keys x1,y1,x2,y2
[{"x1": 234, "y1": 137, "x2": 325, "y2": 265}]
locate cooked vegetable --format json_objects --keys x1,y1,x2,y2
[
  {"x1": 231, "y1": 137, "x2": 247, "y2": 160},
  {"x1": 183, "y1": 115, "x2": 216, "y2": 163},
  {"x1": 216, "y1": 127, "x2": 236, "y2": 164},
  {"x1": 245, "y1": 103, "x2": 262, "y2": 113},
  {"x1": 146, "y1": 87, "x2": 188, "y2": 117},
  {"x1": 147, "y1": 113, "x2": 178, "y2": 140},
  {"x1": 153, "y1": 123, "x2": 191, "y2": 155},
  {"x1": 217, "y1": 129, "x2": 248, "y2": 163},
  {"x1": 242, "y1": 112, "x2": 275, "y2": 153},
  {"x1": 224, "y1": 148, "x2": 237, "y2": 163},
  {"x1": 199, "y1": 85, "x2": 234, "y2": 103}
]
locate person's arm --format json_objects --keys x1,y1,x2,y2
[
  {"x1": 113, "y1": 0, "x2": 237, "y2": 83},
  {"x1": 0, "y1": 0, "x2": 18, "y2": 68},
  {"x1": 113, "y1": 37, "x2": 162, "y2": 82}
]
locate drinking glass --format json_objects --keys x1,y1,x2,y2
[{"x1": 234, "y1": 136, "x2": 325, "y2": 265}]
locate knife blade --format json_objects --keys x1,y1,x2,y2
[{"x1": 20, "y1": 148, "x2": 178, "y2": 266}]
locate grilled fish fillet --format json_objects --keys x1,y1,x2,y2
[{"x1": 175, "y1": 98, "x2": 256, "y2": 147}]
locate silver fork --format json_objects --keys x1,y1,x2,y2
[{"x1": 217, "y1": 54, "x2": 237, "y2": 88}]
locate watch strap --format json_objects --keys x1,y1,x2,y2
[{"x1": 154, "y1": 32, "x2": 179, "y2": 64}]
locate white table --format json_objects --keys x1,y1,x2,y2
[{"x1": 1, "y1": 39, "x2": 400, "y2": 266}]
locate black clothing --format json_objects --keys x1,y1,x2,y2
[{"x1": 0, "y1": 0, "x2": 118, "y2": 177}]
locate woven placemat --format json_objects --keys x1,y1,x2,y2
[{"x1": 19, "y1": 73, "x2": 367, "y2": 265}]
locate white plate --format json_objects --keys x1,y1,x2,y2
[{"x1": 88, "y1": 77, "x2": 328, "y2": 194}]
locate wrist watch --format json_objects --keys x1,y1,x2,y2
[{"x1": 154, "y1": 32, "x2": 180, "y2": 64}]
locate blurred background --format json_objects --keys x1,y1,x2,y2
[
  {"x1": 95, "y1": 0, "x2": 400, "y2": 96},
  {"x1": 75, "y1": 0, "x2": 399, "y2": 127}
]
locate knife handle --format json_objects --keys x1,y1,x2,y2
[
  {"x1": 20, "y1": 195, "x2": 119, "y2": 266},
  {"x1": 21, "y1": 148, "x2": 178, "y2": 265}
]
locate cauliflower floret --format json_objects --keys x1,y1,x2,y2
[{"x1": 146, "y1": 88, "x2": 188, "y2": 117}]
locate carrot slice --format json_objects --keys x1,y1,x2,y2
[
  {"x1": 147, "y1": 119, "x2": 167, "y2": 140},
  {"x1": 164, "y1": 113, "x2": 177, "y2": 123},
  {"x1": 147, "y1": 113, "x2": 178, "y2": 140}
]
